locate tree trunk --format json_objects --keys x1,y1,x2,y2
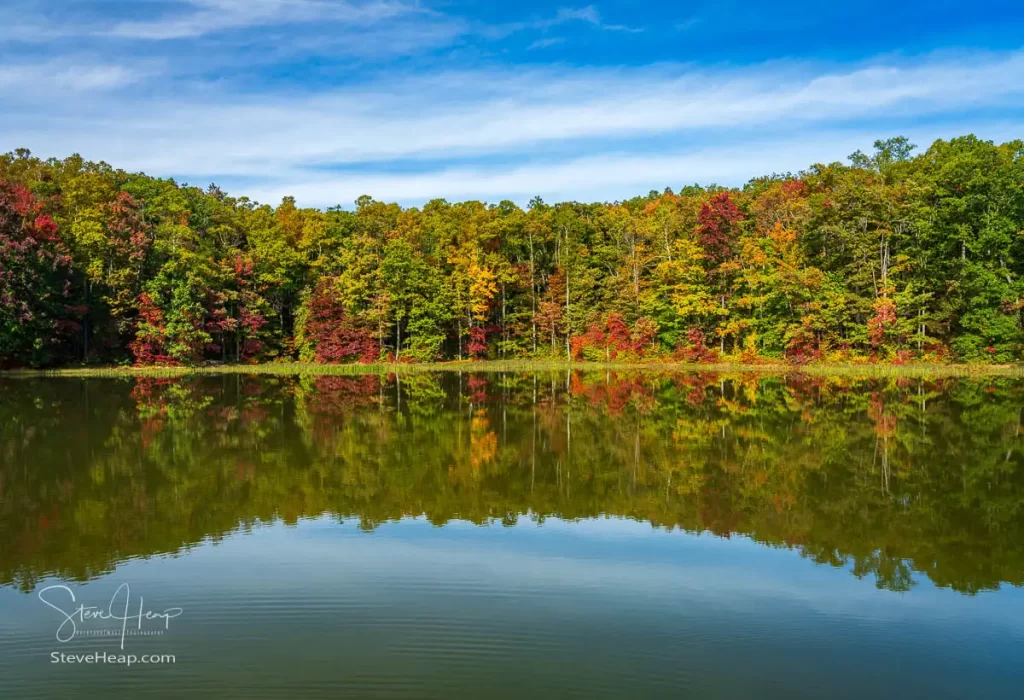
[
  {"x1": 720, "y1": 295, "x2": 726, "y2": 353},
  {"x1": 82, "y1": 281, "x2": 90, "y2": 361},
  {"x1": 565, "y1": 266, "x2": 571, "y2": 361},
  {"x1": 631, "y1": 239, "x2": 640, "y2": 311},
  {"x1": 880, "y1": 236, "x2": 890, "y2": 291},
  {"x1": 529, "y1": 235, "x2": 537, "y2": 354}
]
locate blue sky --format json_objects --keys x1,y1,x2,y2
[{"x1": 1, "y1": 0, "x2": 1022, "y2": 207}]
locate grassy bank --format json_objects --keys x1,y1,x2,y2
[{"x1": 4, "y1": 360, "x2": 1024, "y2": 379}]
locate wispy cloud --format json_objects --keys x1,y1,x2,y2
[
  {"x1": 482, "y1": 5, "x2": 639, "y2": 40},
  {"x1": 528, "y1": 37, "x2": 566, "y2": 50},
  {"x1": 1, "y1": 3, "x2": 1022, "y2": 208},
  {"x1": 108, "y1": 0, "x2": 414, "y2": 40},
  {"x1": 10, "y1": 50, "x2": 1015, "y2": 172},
  {"x1": 0, "y1": 0, "x2": 102, "y2": 43},
  {"x1": 237, "y1": 123, "x2": 1023, "y2": 206},
  {"x1": 0, "y1": 60, "x2": 145, "y2": 92},
  {"x1": 602, "y1": 24, "x2": 644, "y2": 33},
  {"x1": 242, "y1": 138, "x2": 860, "y2": 204},
  {"x1": 544, "y1": 5, "x2": 640, "y2": 32},
  {"x1": 552, "y1": 6, "x2": 601, "y2": 25},
  {"x1": 1, "y1": 1, "x2": 635, "y2": 62}
]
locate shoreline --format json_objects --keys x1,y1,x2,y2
[{"x1": 3, "y1": 360, "x2": 1024, "y2": 378}]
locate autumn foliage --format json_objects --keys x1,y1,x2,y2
[
  {"x1": 868, "y1": 297, "x2": 899, "y2": 353},
  {"x1": 301, "y1": 281, "x2": 379, "y2": 363},
  {"x1": 572, "y1": 313, "x2": 657, "y2": 361},
  {"x1": 696, "y1": 192, "x2": 744, "y2": 264},
  {"x1": 0, "y1": 180, "x2": 75, "y2": 366},
  {"x1": 674, "y1": 328, "x2": 720, "y2": 363},
  {"x1": 129, "y1": 293, "x2": 177, "y2": 365},
  {"x1": 2, "y1": 134, "x2": 1023, "y2": 367}
]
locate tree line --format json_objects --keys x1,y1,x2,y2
[{"x1": 1, "y1": 134, "x2": 1022, "y2": 367}]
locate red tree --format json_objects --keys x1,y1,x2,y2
[
  {"x1": 129, "y1": 292, "x2": 176, "y2": 365},
  {"x1": 573, "y1": 313, "x2": 657, "y2": 360},
  {"x1": 468, "y1": 325, "x2": 493, "y2": 359},
  {"x1": 675, "y1": 327, "x2": 719, "y2": 363},
  {"x1": 696, "y1": 192, "x2": 744, "y2": 263},
  {"x1": 303, "y1": 282, "x2": 378, "y2": 363},
  {"x1": 0, "y1": 181, "x2": 76, "y2": 366},
  {"x1": 868, "y1": 297, "x2": 898, "y2": 355}
]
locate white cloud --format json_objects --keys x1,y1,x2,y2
[
  {"x1": 0, "y1": 61, "x2": 144, "y2": 91},
  {"x1": 108, "y1": 0, "x2": 413, "y2": 40},
  {"x1": 238, "y1": 140, "x2": 843, "y2": 205},
  {"x1": 1, "y1": 49, "x2": 1022, "y2": 207},
  {"x1": 11, "y1": 50, "x2": 1021, "y2": 169},
  {"x1": 528, "y1": 37, "x2": 566, "y2": 50},
  {"x1": 482, "y1": 4, "x2": 635, "y2": 39},
  {"x1": 553, "y1": 6, "x2": 601, "y2": 25},
  {"x1": 227, "y1": 129, "x2": 974, "y2": 206},
  {"x1": 1, "y1": 1, "x2": 625, "y2": 59},
  {"x1": 545, "y1": 6, "x2": 640, "y2": 32}
]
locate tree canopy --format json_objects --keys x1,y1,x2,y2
[{"x1": 2, "y1": 134, "x2": 1023, "y2": 367}]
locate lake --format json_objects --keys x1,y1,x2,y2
[{"x1": 1, "y1": 371, "x2": 1023, "y2": 698}]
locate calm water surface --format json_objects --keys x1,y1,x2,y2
[{"x1": 1, "y1": 371, "x2": 1023, "y2": 698}]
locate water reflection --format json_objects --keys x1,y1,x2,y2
[{"x1": 2, "y1": 371, "x2": 1023, "y2": 595}]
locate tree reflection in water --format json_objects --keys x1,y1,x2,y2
[{"x1": 1, "y1": 371, "x2": 1022, "y2": 595}]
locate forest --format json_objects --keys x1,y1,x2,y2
[{"x1": 1, "y1": 134, "x2": 1023, "y2": 368}]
